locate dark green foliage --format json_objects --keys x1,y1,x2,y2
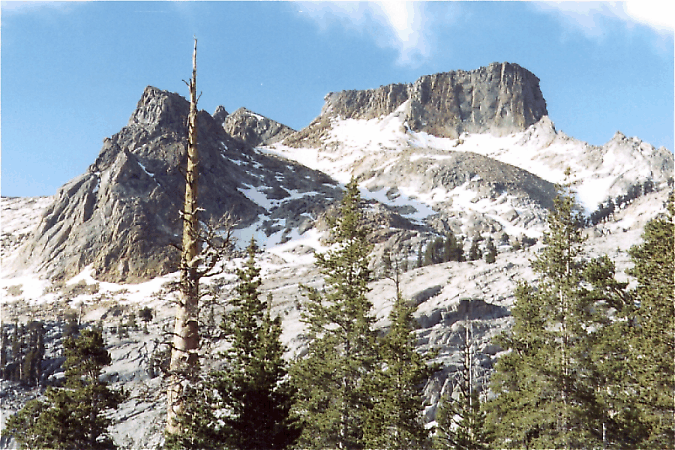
[
  {"x1": 484, "y1": 238, "x2": 497, "y2": 264},
  {"x1": 208, "y1": 237, "x2": 301, "y2": 450},
  {"x1": 139, "y1": 307, "x2": 153, "y2": 323},
  {"x1": 435, "y1": 390, "x2": 492, "y2": 450},
  {"x1": 365, "y1": 289, "x2": 437, "y2": 448},
  {"x1": 163, "y1": 382, "x2": 219, "y2": 450},
  {"x1": 468, "y1": 239, "x2": 481, "y2": 262},
  {"x1": 583, "y1": 256, "x2": 649, "y2": 447},
  {"x1": 443, "y1": 232, "x2": 464, "y2": 262},
  {"x1": 4, "y1": 328, "x2": 125, "y2": 449},
  {"x1": 1, "y1": 321, "x2": 46, "y2": 386},
  {"x1": 425, "y1": 237, "x2": 446, "y2": 266},
  {"x1": 21, "y1": 321, "x2": 45, "y2": 386},
  {"x1": 62, "y1": 311, "x2": 79, "y2": 338},
  {"x1": 624, "y1": 194, "x2": 674, "y2": 447},
  {"x1": 291, "y1": 178, "x2": 378, "y2": 449},
  {"x1": 423, "y1": 233, "x2": 464, "y2": 267},
  {"x1": 434, "y1": 325, "x2": 492, "y2": 450},
  {"x1": 486, "y1": 185, "x2": 604, "y2": 449}
]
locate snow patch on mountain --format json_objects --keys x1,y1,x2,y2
[{"x1": 270, "y1": 112, "x2": 672, "y2": 216}]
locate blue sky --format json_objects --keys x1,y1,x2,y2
[{"x1": 2, "y1": 1, "x2": 673, "y2": 197}]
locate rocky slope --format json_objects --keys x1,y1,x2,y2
[
  {"x1": 1, "y1": 188, "x2": 671, "y2": 449},
  {"x1": 14, "y1": 87, "x2": 340, "y2": 283}
]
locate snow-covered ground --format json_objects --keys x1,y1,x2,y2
[{"x1": 265, "y1": 113, "x2": 670, "y2": 216}]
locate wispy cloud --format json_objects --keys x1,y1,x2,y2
[
  {"x1": 534, "y1": 1, "x2": 673, "y2": 38},
  {"x1": 296, "y1": 1, "x2": 433, "y2": 67},
  {"x1": 1, "y1": 0, "x2": 82, "y2": 16}
]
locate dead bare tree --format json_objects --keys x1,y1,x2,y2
[{"x1": 165, "y1": 37, "x2": 235, "y2": 437}]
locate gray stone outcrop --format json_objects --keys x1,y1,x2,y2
[
  {"x1": 17, "y1": 87, "x2": 338, "y2": 283},
  {"x1": 222, "y1": 107, "x2": 295, "y2": 147},
  {"x1": 285, "y1": 62, "x2": 548, "y2": 146}
]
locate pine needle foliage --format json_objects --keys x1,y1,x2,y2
[
  {"x1": 5, "y1": 328, "x2": 125, "y2": 450},
  {"x1": 625, "y1": 194, "x2": 675, "y2": 447},
  {"x1": 486, "y1": 182, "x2": 605, "y2": 449},
  {"x1": 435, "y1": 324, "x2": 493, "y2": 450},
  {"x1": 435, "y1": 390, "x2": 492, "y2": 450},
  {"x1": 212, "y1": 237, "x2": 302, "y2": 450},
  {"x1": 365, "y1": 288, "x2": 438, "y2": 449},
  {"x1": 291, "y1": 178, "x2": 378, "y2": 449}
]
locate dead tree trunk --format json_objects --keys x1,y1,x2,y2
[{"x1": 166, "y1": 37, "x2": 200, "y2": 437}]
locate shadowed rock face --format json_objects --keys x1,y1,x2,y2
[
  {"x1": 286, "y1": 62, "x2": 548, "y2": 146},
  {"x1": 18, "y1": 87, "x2": 338, "y2": 283},
  {"x1": 407, "y1": 62, "x2": 547, "y2": 138}
]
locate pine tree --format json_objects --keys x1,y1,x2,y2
[
  {"x1": 4, "y1": 328, "x2": 125, "y2": 449},
  {"x1": 625, "y1": 194, "x2": 674, "y2": 447},
  {"x1": 486, "y1": 182, "x2": 604, "y2": 449},
  {"x1": 468, "y1": 239, "x2": 481, "y2": 262},
  {"x1": 425, "y1": 237, "x2": 445, "y2": 266},
  {"x1": 435, "y1": 324, "x2": 493, "y2": 450},
  {"x1": 162, "y1": 381, "x2": 219, "y2": 450},
  {"x1": 443, "y1": 232, "x2": 464, "y2": 262},
  {"x1": 365, "y1": 272, "x2": 438, "y2": 449},
  {"x1": 210, "y1": 237, "x2": 301, "y2": 450},
  {"x1": 484, "y1": 238, "x2": 497, "y2": 264},
  {"x1": 583, "y1": 255, "x2": 648, "y2": 447},
  {"x1": 291, "y1": 178, "x2": 378, "y2": 449},
  {"x1": 167, "y1": 36, "x2": 202, "y2": 437}
]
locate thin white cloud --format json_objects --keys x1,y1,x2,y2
[
  {"x1": 534, "y1": 1, "x2": 673, "y2": 38},
  {"x1": 1, "y1": 0, "x2": 82, "y2": 15},
  {"x1": 296, "y1": 1, "x2": 432, "y2": 67}
]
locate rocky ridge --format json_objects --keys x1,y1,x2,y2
[
  {"x1": 221, "y1": 107, "x2": 295, "y2": 147},
  {"x1": 15, "y1": 87, "x2": 340, "y2": 283},
  {"x1": 285, "y1": 62, "x2": 547, "y2": 147}
]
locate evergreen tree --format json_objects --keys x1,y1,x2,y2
[
  {"x1": 291, "y1": 178, "x2": 378, "y2": 449},
  {"x1": 486, "y1": 182, "x2": 604, "y2": 449},
  {"x1": 468, "y1": 239, "x2": 482, "y2": 262},
  {"x1": 365, "y1": 277, "x2": 437, "y2": 448},
  {"x1": 163, "y1": 381, "x2": 219, "y2": 450},
  {"x1": 583, "y1": 256, "x2": 648, "y2": 447},
  {"x1": 625, "y1": 194, "x2": 674, "y2": 447},
  {"x1": 210, "y1": 237, "x2": 301, "y2": 450},
  {"x1": 484, "y1": 238, "x2": 497, "y2": 264},
  {"x1": 434, "y1": 323, "x2": 492, "y2": 450},
  {"x1": 4, "y1": 328, "x2": 125, "y2": 449},
  {"x1": 425, "y1": 237, "x2": 446, "y2": 266},
  {"x1": 443, "y1": 232, "x2": 464, "y2": 262}
]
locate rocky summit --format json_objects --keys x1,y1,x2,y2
[{"x1": 286, "y1": 62, "x2": 547, "y2": 147}]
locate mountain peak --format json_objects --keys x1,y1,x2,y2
[
  {"x1": 128, "y1": 86, "x2": 189, "y2": 129},
  {"x1": 213, "y1": 105, "x2": 229, "y2": 125},
  {"x1": 222, "y1": 107, "x2": 295, "y2": 147}
]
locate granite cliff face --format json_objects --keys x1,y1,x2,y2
[
  {"x1": 17, "y1": 87, "x2": 339, "y2": 283},
  {"x1": 286, "y1": 62, "x2": 547, "y2": 146}
]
